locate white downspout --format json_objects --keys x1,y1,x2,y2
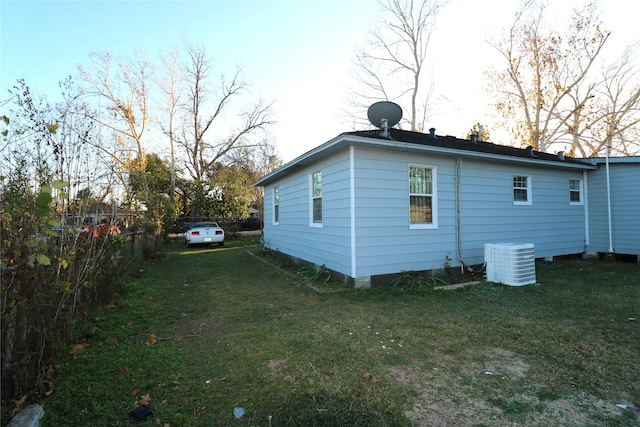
[
  {"x1": 455, "y1": 157, "x2": 464, "y2": 271},
  {"x1": 350, "y1": 146, "x2": 357, "y2": 278},
  {"x1": 605, "y1": 147, "x2": 614, "y2": 253},
  {"x1": 582, "y1": 170, "x2": 590, "y2": 249}
]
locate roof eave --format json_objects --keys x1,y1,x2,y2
[
  {"x1": 253, "y1": 134, "x2": 596, "y2": 187},
  {"x1": 253, "y1": 133, "x2": 349, "y2": 186},
  {"x1": 381, "y1": 140, "x2": 596, "y2": 170}
]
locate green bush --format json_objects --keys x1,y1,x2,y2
[{"x1": 0, "y1": 176, "x2": 135, "y2": 402}]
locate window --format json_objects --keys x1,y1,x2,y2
[
  {"x1": 569, "y1": 179, "x2": 582, "y2": 204},
  {"x1": 409, "y1": 165, "x2": 437, "y2": 228},
  {"x1": 273, "y1": 186, "x2": 280, "y2": 224},
  {"x1": 311, "y1": 171, "x2": 322, "y2": 225},
  {"x1": 513, "y1": 175, "x2": 531, "y2": 205}
]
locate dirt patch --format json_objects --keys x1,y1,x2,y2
[
  {"x1": 404, "y1": 402, "x2": 474, "y2": 427},
  {"x1": 388, "y1": 349, "x2": 636, "y2": 426},
  {"x1": 422, "y1": 347, "x2": 529, "y2": 379},
  {"x1": 540, "y1": 394, "x2": 631, "y2": 426},
  {"x1": 481, "y1": 348, "x2": 529, "y2": 378},
  {"x1": 389, "y1": 363, "x2": 501, "y2": 426}
]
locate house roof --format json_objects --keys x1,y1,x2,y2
[
  {"x1": 254, "y1": 127, "x2": 596, "y2": 187},
  {"x1": 348, "y1": 128, "x2": 596, "y2": 164},
  {"x1": 585, "y1": 156, "x2": 640, "y2": 165}
]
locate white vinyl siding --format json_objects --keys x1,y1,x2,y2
[
  {"x1": 409, "y1": 165, "x2": 438, "y2": 229},
  {"x1": 259, "y1": 139, "x2": 596, "y2": 281},
  {"x1": 586, "y1": 159, "x2": 640, "y2": 257},
  {"x1": 261, "y1": 152, "x2": 352, "y2": 276}
]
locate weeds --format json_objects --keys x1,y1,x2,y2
[
  {"x1": 391, "y1": 270, "x2": 449, "y2": 290},
  {"x1": 296, "y1": 264, "x2": 331, "y2": 285}
]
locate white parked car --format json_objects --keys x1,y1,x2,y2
[{"x1": 184, "y1": 222, "x2": 225, "y2": 247}]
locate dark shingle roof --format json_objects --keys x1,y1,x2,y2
[
  {"x1": 254, "y1": 127, "x2": 596, "y2": 187},
  {"x1": 344, "y1": 128, "x2": 589, "y2": 166}
]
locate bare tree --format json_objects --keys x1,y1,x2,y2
[
  {"x1": 77, "y1": 51, "x2": 154, "y2": 207},
  {"x1": 587, "y1": 50, "x2": 640, "y2": 156},
  {"x1": 157, "y1": 46, "x2": 184, "y2": 204},
  {"x1": 485, "y1": 1, "x2": 639, "y2": 156},
  {"x1": 178, "y1": 44, "x2": 274, "y2": 183},
  {"x1": 347, "y1": 0, "x2": 448, "y2": 131}
]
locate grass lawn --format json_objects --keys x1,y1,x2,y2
[{"x1": 39, "y1": 237, "x2": 639, "y2": 426}]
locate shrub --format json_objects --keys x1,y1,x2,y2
[{"x1": 0, "y1": 177, "x2": 135, "y2": 401}]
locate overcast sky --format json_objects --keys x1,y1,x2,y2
[{"x1": 2, "y1": 0, "x2": 637, "y2": 162}]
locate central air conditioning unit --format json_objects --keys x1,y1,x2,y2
[{"x1": 484, "y1": 243, "x2": 536, "y2": 286}]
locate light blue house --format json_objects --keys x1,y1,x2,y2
[
  {"x1": 584, "y1": 156, "x2": 640, "y2": 259},
  {"x1": 254, "y1": 128, "x2": 637, "y2": 287}
]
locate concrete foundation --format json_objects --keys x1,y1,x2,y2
[{"x1": 354, "y1": 276, "x2": 371, "y2": 289}]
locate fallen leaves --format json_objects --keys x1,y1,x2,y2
[
  {"x1": 11, "y1": 395, "x2": 28, "y2": 416},
  {"x1": 69, "y1": 344, "x2": 84, "y2": 354},
  {"x1": 105, "y1": 336, "x2": 120, "y2": 346},
  {"x1": 362, "y1": 373, "x2": 378, "y2": 384},
  {"x1": 145, "y1": 333, "x2": 156, "y2": 347},
  {"x1": 40, "y1": 363, "x2": 57, "y2": 396},
  {"x1": 130, "y1": 390, "x2": 152, "y2": 408},
  {"x1": 139, "y1": 393, "x2": 151, "y2": 405},
  {"x1": 358, "y1": 372, "x2": 379, "y2": 397},
  {"x1": 69, "y1": 339, "x2": 90, "y2": 354}
]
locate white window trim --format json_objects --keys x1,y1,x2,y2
[
  {"x1": 310, "y1": 170, "x2": 323, "y2": 228},
  {"x1": 272, "y1": 186, "x2": 280, "y2": 225},
  {"x1": 569, "y1": 178, "x2": 584, "y2": 205},
  {"x1": 409, "y1": 164, "x2": 438, "y2": 230},
  {"x1": 513, "y1": 175, "x2": 532, "y2": 205}
]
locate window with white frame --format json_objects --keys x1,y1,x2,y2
[
  {"x1": 569, "y1": 179, "x2": 582, "y2": 204},
  {"x1": 311, "y1": 171, "x2": 322, "y2": 225},
  {"x1": 273, "y1": 186, "x2": 280, "y2": 224},
  {"x1": 513, "y1": 175, "x2": 531, "y2": 204},
  {"x1": 409, "y1": 165, "x2": 437, "y2": 228}
]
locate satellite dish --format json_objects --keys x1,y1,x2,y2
[{"x1": 367, "y1": 101, "x2": 402, "y2": 133}]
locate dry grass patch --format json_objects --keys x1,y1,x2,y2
[{"x1": 390, "y1": 344, "x2": 636, "y2": 427}]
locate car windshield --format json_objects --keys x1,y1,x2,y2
[{"x1": 191, "y1": 222, "x2": 219, "y2": 228}]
